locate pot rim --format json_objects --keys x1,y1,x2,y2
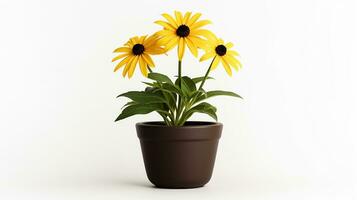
[{"x1": 136, "y1": 121, "x2": 223, "y2": 129}]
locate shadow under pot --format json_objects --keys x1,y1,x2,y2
[{"x1": 136, "y1": 121, "x2": 222, "y2": 189}]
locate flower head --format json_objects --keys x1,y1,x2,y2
[
  {"x1": 200, "y1": 35, "x2": 242, "y2": 76},
  {"x1": 112, "y1": 34, "x2": 166, "y2": 78},
  {"x1": 154, "y1": 11, "x2": 214, "y2": 61}
]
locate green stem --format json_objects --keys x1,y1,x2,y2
[
  {"x1": 175, "y1": 60, "x2": 183, "y2": 125},
  {"x1": 178, "y1": 60, "x2": 182, "y2": 88},
  {"x1": 178, "y1": 57, "x2": 217, "y2": 125},
  {"x1": 198, "y1": 56, "x2": 216, "y2": 91},
  {"x1": 147, "y1": 66, "x2": 153, "y2": 73}
]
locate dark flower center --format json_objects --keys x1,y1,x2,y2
[
  {"x1": 176, "y1": 25, "x2": 190, "y2": 37},
  {"x1": 215, "y1": 45, "x2": 227, "y2": 56},
  {"x1": 132, "y1": 44, "x2": 145, "y2": 55}
]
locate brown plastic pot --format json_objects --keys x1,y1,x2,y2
[{"x1": 136, "y1": 121, "x2": 222, "y2": 189}]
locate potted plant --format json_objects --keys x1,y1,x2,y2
[{"x1": 112, "y1": 11, "x2": 242, "y2": 188}]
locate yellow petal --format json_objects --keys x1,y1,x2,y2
[
  {"x1": 139, "y1": 35, "x2": 147, "y2": 44},
  {"x1": 112, "y1": 53, "x2": 129, "y2": 62},
  {"x1": 139, "y1": 56, "x2": 148, "y2": 77},
  {"x1": 162, "y1": 13, "x2": 178, "y2": 28},
  {"x1": 217, "y1": 38, "x2": 224, "y2": 45},
  {"x1": 223, "y1": 55, "x2": 239, "y2": 71},
  {"x1": 226, "y1": 42, "x2": 234, "y2": 48},
  {"x1": 145, "y1": 46, "x2": 166, "y2": 55},
  {"x1": 221, "y1": 57, "x2": 233, "y2": 76},
  {"x1": 188, "y1": 36, "x2": 208, "y2": 48},
  {"x1": 191, "y1": 29, "x2": 216, "y2": 41},
  {"x1": 178, "y1": 37, "x2": 185, "y2": 61},
  {"x1": 182, "y1": 12, "x2": 192, "y2": 24},
  {"x1": 185, "y1": 37, "x2": 198, "y2": 57},
  {"x1": 142, "y1": 53, "x2": 155, "y2": 67},
  {"x1": 113, "y1": 47, "x2": 131, "y2": 53},
  {"x1": 191, "y1": 20, "x2": 211, "y2": 30},
  {"x1": 165, "y1": 37, "x2": 179, "y2": 51},
  {"x1": 187, "y1": 13, "x2": 202, "y2": 26},
  {"x1": 211, "y1": 56, "x2": 220, "y2": 70},
  {"x1": 200, "y1": 51, "x2": 215, "y2": 62},
  {"x1": 122, "y1": 56, "x2": 135, "y2": 77},
  {"x1": 174, "y1": 11, "x2": 183, "y2": 25},
  {"x1": 157, "y1": 34, "x2": 177, "y2": 46},
  {"x1": 227, "y1": 50, "x2": 240, "y2": 56},
  {"x1": 225, "y1": 55, "x2": 242, "y2": 69},
  {"x1": 144, "y1": 34, "x2": 161, "y2": 47},
  {"x1": 131, "y1": 36, "x2": 140, "y2": 44},
  {"x1": 114, "y1": 55, "x2": 132, "y2": 72},
  {"x1": 155, "y1": 29, "x2": 174, "y2": 37},
  {"x1": 125, "y1": 40, "x2": 133, "y2": 47},
  {"x1": 128, "y1": 56, "x2": 139, "y2": 78},
  {"x1": 154, "y1": 20, "x2": 176, "y2": 31}
]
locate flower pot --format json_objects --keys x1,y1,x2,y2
[{"x1": 136, "y1": 121, "x2": 222, "y2": 189}]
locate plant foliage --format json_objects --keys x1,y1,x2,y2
[{"x1": 116, "y1": 72, "x2": 242, "y2": 126}]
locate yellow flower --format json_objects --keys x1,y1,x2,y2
[
  {"x1": 112, "y1": 34, "x2": 166, "y2": 78},
  {"x1": 200, "y1": 35, "x2": 242, "y2": 76},
  {"x1": 154, "y1": 11, "x2": 213, "y2": 61}
]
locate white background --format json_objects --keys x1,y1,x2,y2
[{"x1": 1, "y1": 0, "x2": 356, "y2": 199}]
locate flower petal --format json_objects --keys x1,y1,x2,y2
[
  {"x1": 191, "y1": 29, "x2": 216, "y2": 41},
  {"x1": 221, "y1": 57, "x2": 233, "y2": 76},
  {"x1": 185, "y1": 37, "x2": 198, "y2": 57},
  {"x1": 162, "y1": 13, "x2": 178, "y2": 28},
  {"x1": 128, "y1": 56, "x2": 139, "y2": 78},
  {"x1": 223, "y1": 55, "x2": 239, "y2": 71},
  {"x1": 154, "y1": 20, "x2": 176, "y2": 31},
  {"x1": 165, "y1": 36, "x2": 179, "y2": 51},
  {"x1": 227, "y1": 50, "x2": 240, "y2": 56},
  {"x1": 113, "y1": 47, "x2": 131, "y2": 53},
  {"x1": 145, "y1": 46, "x2": 166, "y2": 55},
  {"x1": 191, "y1": 20, "x2": 211, "y2": 30},
  {"x1": 139, "y1": 56, "x2": 148, "y2": 77},
  {"x1": 112, "y1": 53, "x2": 129, "y2": 62},
  {"x1": 122, "y1": 56, "x2": 135, "y2": 77},
  {"x1": 187, "y1": 13, "x2": 202, "y2": 26},
  {"x1": 174, "y1": 11, "x2": 183, "y2": 25},
  {"x1": 200, "y1": 51, "x2": 215, "y2": 62},
  {"x1": 226, "y1": 42, "x2": 234, "y2": 48},
  {"x1": 182, "y1": 12, "x2": 192, "y2": 24},
  {"x1": 188, "y1": 36, "x2": 208, "y2": 48},
  {"x1": 157, "y1": 34, "x2": 177, "y2": 46},
  {"x1": 114, "y1": 55, "x2": 132, "y2": 72},
  {"x1": 139, "y1": 35, "x2": 147, "y2": 44},
  {"x1": 142, "y1": 53, "x2": 155, "y2": 67},
  {"x1": 225, "y1": 55, "x2": 242, "y2": 69},
  {"x1": 178, "y1": 37, "x2": 185, "y2": 61},
  {"x1": 155, "y1": 29, "x2": 174, "y2": 37}
]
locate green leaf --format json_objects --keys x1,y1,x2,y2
[
  {"x1": 147, "y1": 72, "x2": 173, "y2": 84},
  {"x1": 152, "y1": 88, "x2": 177, "y2": 105},
  {"x1": 181, "y1": 102, "x2": 218, "y2": 122},
  {"x1": 175, "y1": 76, "x2": 197, "y2": 96},
  {"x1": 195, "y1": 90, "x2": 243, "y2": 103},
  {"x1": 121, "y1": 101, "x2": 137, "y2": 109},
  {"x1": 189, "y1": 88, "x2": 206, "y2": 99},
  {"x1": 192, "y1": 76, "x2": 214, "y2": 84},
  {"x1": 117, "y1": 91, "x2": 167, "y2": 104},
  {"x1": 115, "y1": 103, "x2": 167, "y2": 121},
  {"x1": 161, "y1": 82, "x2": 184, "y2": 96},
  {"x1": 142, "y1": 82, "x2": 157, "y2": 87}
]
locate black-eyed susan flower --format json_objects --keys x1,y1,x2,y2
[
  {"x1": 154, "y1": 11, "x2": 213, "y2": 61},
  {"x1": 200, "y1": 35, "x2": 242, "y2": 76},
  {"x1": 112, "y1": 34, "x2": 166, "y2": 78}
]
